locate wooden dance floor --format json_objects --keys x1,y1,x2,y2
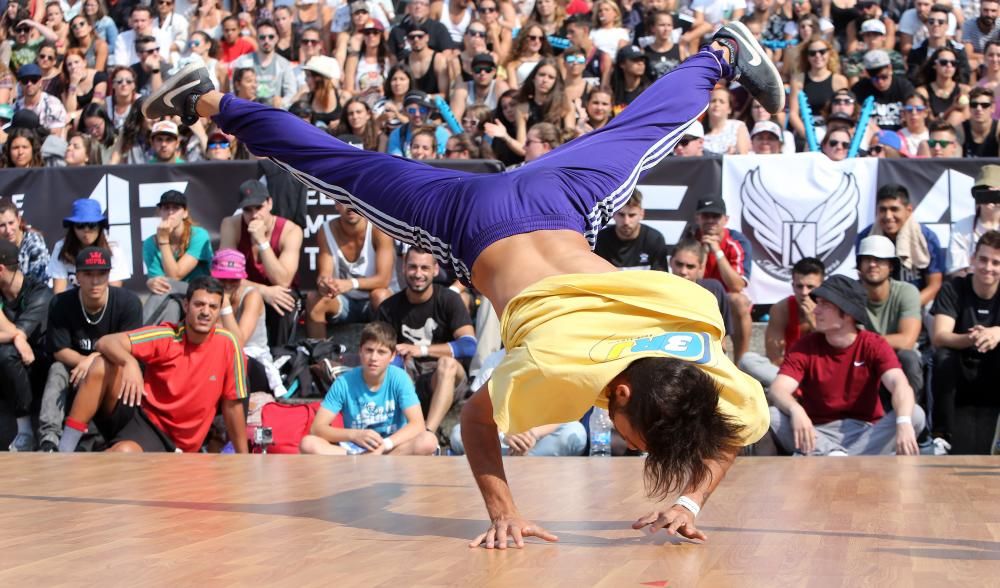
[{"x1": 1, "y1": 455, "x2": 998, "y2": 586}]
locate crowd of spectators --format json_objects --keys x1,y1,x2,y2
[{"x1": 0, "y1": 0, "x2": 999, "y2": 458}]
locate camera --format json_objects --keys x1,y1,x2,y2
[{"x1": 254, "y1": 426, "x2": 274, "y2": 448}]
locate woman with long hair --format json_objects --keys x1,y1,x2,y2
[
  {"x1": 0, "y1": 60, "x2": 14, "y2": 105},
  {"x1": 703, "y1": 86, "x2": 750, "y2": 155},
  {"x1": 64, "y1": 131, "x2": 102, "y2": 166},
  {"x1": 477, "y1": 0, "x2": 512, "y2": 64},
  {"x1": 232, "y1": 67, "x2": 261, "y2": 102},
  {"x1": 182, "y1": 31, "x2": 223, "y2": 89},
  {"x1": 109, "y1": 96, "x2": 149, "y2": 164},
  {"x1": 529, "y1": 0, "x2": 567, "y2": 38},
  {"x1": 104, "y1": 66, "x2": 138, "y2": 131},
  {"x1": 48, "y1": 198, "x2": 128, "y2": 293},
  {"x1": 272, "y1": 5, "x2": 297, "y2": 62},
  {"x1": 36, "y1": 42, "x2": 63, "y2": 97},
  {"x1": 788, "y1": 36, "x2": 848, "y2": 139},
  {"x1": 190, "y1": 0, "x2": 228, "y2": 40},
  {"x1": 67, "y1": 12, "x2": 108, "y2": 71},
  {"x1": 0, "y1": 197, "x2": 48, "y2": 282},
  {"x1": 916, "y1": 46, "x2": 971, "y2": 128},
  {"x1": 334, "y1": 1, "x2": 372, "y2": 66},
  {"x1": 61, "y1": 48, "x2": 107, "y2": 117},
  {"x1": 382, "y1": 64, "x2": 414, "y2": 114},
  {"x1": 336, "y1": 97, "x2": 379, "y2": 150},
  {"x1": 303, "y1": 55, "x2": 342, "y2": 128},
  {"x1": 514, "y1": 56, "x2": 576, "y2": 139},
  {"x1": 576, "y1": 86, "x2": 614, "y2": 135},
  {"x1": 344, "y1": 19, "x2": 390, "y2": 101},
  {"x1": 4, "y1": 128, "x2": 43, "y2": 168},
  {"x1": 81, "y1": 0, "x2": 116, "y2": 48},
  {"x1": 143, "y1": 191, "x2": 214, "y2": 296},
  {"x1": 977, "y1": 40, "x2": 1000, "y2": 120},
  {"x1": 78, "y1": 102, "x2": 115, "y2": 162},
  {"x1": 562, "y1": 44, "x2": 594, "y2": 106},
  {"x1": 609, "y1": 45, "x2": 652, "y2": 114},
  {"x1": 504, "y1": 22, "x2": 553, "y2": 89},
  {"x1": 590, "y1": 0, "x2": 630, "y2": 60},
  {"x1": 781, "y1": 13, "x2": 820, "y2": 80},
  {"x1": 483, "y1": 88, "x2": 523, "y2": 165}
]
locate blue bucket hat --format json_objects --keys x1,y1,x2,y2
[{"x1": 63, "y1": 199, "x2": 107, "y2": 228}]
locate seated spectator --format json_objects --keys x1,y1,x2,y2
[
  {"x1": 977, "y1": 41, "x2": 1000, "y2": 118},
  {"x1": 746, "y1": 99, "x2": 796, "y2": 153},
  {"x1": 576, "y1": 86, "x2": 614, "y2": 135},
  {"x1": 668, "y1": 237, "x2": 734, "y2": 337},
  {"x1": 130, "y1": 34, "x2": 168, "y2": 97},
  {"x1": 645, "y1": 11, "x2": 687, "y2": 81},
  {"x1": 113, "y1": 5, "x2": 171, "y2": 67},
  {"x1": 218, "y1": 15, "x2": 255, "y2": 65},
  {"x1": 179, "y1": 31, "x2": 223, "y2": 90},
  {"x1": 788, "y1": 36, "x2": 848, "y2": 141},
  {"x1": 906, "y1": 4, "x2": 971, "y2": 84},
  {"x1": 514, "y1": 57, "x2": 576, "y2": 139},
  {"x1": 403, "y1": 22, "x2": 450, "y2": 98},
  {"x1": 409, "y1": 126, "x2": 439, "y2": 160},
  {"x1": 450, "y1": 52, "x2": 509, "y2": 121},
  {"x1": 961, "y1": 0, "x2": 1000, "y2": 63},
  {"x1": 375, "y1": 247, "x2": 475, "y2": 437},
  {"x1": 750, "y1": 120, "x2": 784, "y2": 154},
  {"x1": 703, "y1": 86, "x2": 750, "y2": 155},
  {"x1": 36, "y1": 42, "x2": 63, "y2": 98},
  {"x1": 685, "y1": 0, "x2": 745, "y2": 54},
  {"x1": 594, "y1": 189, "x2": 668, "y2": 271},
  {"x1": 672, "y1": 120, "x2": 705, "y2": 156},
  {"x1": 147, "y1": 120, "x2": 184, "y2": 163},
  {"x1": 868, "y1": 129, "x2": 907, "y2": 157},
  {"x1": 962, "y1": 87, "x2": 999, "y2": 157},
  {"x1": 445, "y1": 133, "x2": 477, "y2": 159},
  {"x1": 14, "y1": 63, "x2": 67, "y2": 137},
  {"x1": 83, "y1": 0, "x2": 118, "y2": 50},
  {"x1": 109, "y1": 94, "x2": 148, "y2": 164},
  {"x1": 0, "y1": 198, "x2": 48, "y2": 282},
  {"x1": 37, "y1": 246, "x2": 142, "y2": 452},
  {"x1": 58, "y1": 277, "x2": 249, "y2": 453},
  {"x1": 0, "y1": 239, "x2": 53, "y2": 451},
  {"x1": 211, "y1": 249, "x2": 287, "y2": 398},
  {"x1": 899, "y1": 93, "x2": 930, "y2": 154},
  {"x1": 300, "y1": 322, "x2": 438, "y2": 455},
  {"x1": 153, "y1": 0, "x2": 187, "y2": 61},
  {"x1": 857, "y1": 236, "x2": 925, "y2": 402},
  {"x1": 220, "y1": 180, "x2": 303, "y2": 346},
  {"x1": 914, "y1": 46, "x2": 970, "y2": 128},
  {"x1": 610, "y1": 45, "x2": 652, "y2": 114},
  {"x1": 232, "y1": 20, "x2": 298, "y2": 108},
  {"x1": 301, "y1": 55, "x2": 342, "y2": 129},
  {"x1": 306, "y1": 203, "x2": 396, "y2": 337},
  {"x1": 930, "y1": 230, "x2": 1000, "y2": 454},
  {"x1": 387, "y1": 0, "x2": 452, "y2": 62},
  {"x1": 740, "y1": 257, "x2": 825, "y2": 387},
  {"x1": 898, "y1": 0, "x2": 956, "y2": 56},
  {"x1": 768, "y1": 275, "x2": 924, "y2": 456},
  {"x1": 821, "y1": 126, "x2": 852, "y2": 161},
  {"x1": 859, "y1": 184, "x2": 944, "y2": 306},
  {"x1": 64, "y1": 131, "x2": 102, "y2": 166},
  {"x1": 142, "y1": 190, "x2": 213, "y2": 323},
  {"x1": 231, "y1": 67, "x2": 261, "y2": 103},
  {"x1": 6, "y1": 15, "x2": 58, "y2": 72},
  {"x1": 844, "y1": 18, "x2": 902, "y2": 86},
  {"x1": 48, "y1": 199, "x2": 129, "y2": 294},
  {"x1": 105, "y1": 66, "x2": 139, "y2": 132},
  {"x1": 685, "y1": 197, "x2": 753, "y2": 361},
  {"x1": 385, "y1": 90, "x2": 449, "y2": 157},
  {"x1": 949, "y1": 166, "x2": 1000, "y2": 276},
  {"x1": 204, "y1": 129, "x2": 233, "y2": 160},
  {"x1": 503, "y1": 23, "x2": 553, "y2": 90},
  {"x1": 851, "y1": 50, "x2": 915, "y2": 131},
  {"x1": 61, "y1": 49, "x2": 108, "y2": 119},
  {"x1": 3, "y1": 126, "x2": 44, "y2": 168}
]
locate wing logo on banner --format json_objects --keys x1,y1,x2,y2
[{"x1": 740, "y1": 167, "x2": 859, "y2": 280}]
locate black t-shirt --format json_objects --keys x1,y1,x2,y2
[
  {"x1": 2, "y1": 276, "x2": 53, "y2": 348},
  {"x1": 387, "y1": 17, "x2": 455, "y2": 61},
  {"x1": 46, "y1": 287, "x2": 143, "y2": 357},
  {"x1": 375, "y1": 285, "x2": 473, "y2": 374},
  {"x1": 646, "y1": 45, "x2": 682, "y2": 80},
  {"x1": 697, "y1": 277, "x2": 733, "y2": 335},
  {"x1": 931, "y1": 274, "x2": 1000, "y2": 353},
  {"x1": 851, "y1": 75, "x2": 914, "y2": 131},
  {"x1": 594, "y1": 224, "x2": 669, "y2": 271}
]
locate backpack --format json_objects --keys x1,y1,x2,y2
[{"x1": 271, "y1": 339, "x2": 354, "y2": 397}]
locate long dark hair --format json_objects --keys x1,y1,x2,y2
[
  {"x1": 78, "y1": 102, "x2": 116, "y2": 148},
  {"x1": 516, "y1": 56, "x2": 571, "y2": 128},
  {"x1": 60, "y1": 221, "x2": 110, "y2": 265},
  {"x1": 920, "y1": 46, "x2": 962, "y2": 86},
  {"x1": 4, "y1": 127, "x2": 43, "y2": 168},
  {"x1": 337, "y1": 97, "x2": 379, "y2": 150},
  {"x1": 382, "y1": 63, "x2": 413, "y2": 102},
  {"x1": 116, "y1": 96, "x2": 147, "y2": 154}
]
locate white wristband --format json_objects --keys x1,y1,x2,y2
[
  {"x1": 220, "y1": 306, "x2": 233, "y2": 316},
  {"x1": 713, "y1": 249, "x2": 725, "y2": 261},
  {"x1": 350, "y1": 277, "x2": 359, "y2": 290},
  {"x1": 382, "y1": 437, "x2": 394, "y2": 452},
  {"x1": 257, "y1": 241, "x2": 270, "y2": 252},
  {"x1": 895, "y1": 415, "x2": 912, "y2": 425},
  {"x1": 674, "y1": 495, "x2": 701, "y2": 517},
  {"x1": 419, "y1": 344, "x2": 429, "y2": 357}
]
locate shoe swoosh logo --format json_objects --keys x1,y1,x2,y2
[
  {"x1": 853, "y1": 361, "x2": 864, "y2": 367},
  {"x1": 164, "y1": 79, "x2": 200, "y2": 108},
  {"x1": 730, "y1": 25, "x2": 762, "y2": 67}
]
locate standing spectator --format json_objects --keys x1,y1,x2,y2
[
  {"x1": 0, "y1": 239, "x2": 53, "y2": 451},
  {"x1": 113, "y1": 5, "x2": 171, "y2": 67},
  {"x1": 856, "y1": 235, "x2": 925, "y2": 401},
  {"x1": 375, "y1": 247, "x2": 475, "y2": 437},
  {"x1": 232, "y1": 20, "x2": 298, "y2": 108},
  {"x1": 148, "y1": 120, "x2": 184, "y2": 163},
  {"x1": 594, "y1": 189, "x2": 668, "y2": 271},
  {"x1": 37, "y1": 246, "x2": 142, "y2": 452},
  {"x1": 645, "y1": 11, "x2": 686, "y2": 80},
  {"x1": 15, "y1": 63, "x2": 68, "y2": 136},
  {"x1": 949, "y1": 167, "x2": 1000, "y2": 277},
  {"x1": 57, "y1": 277, "x2": 249, "y2": 453},
  {"x1": 0, "y1": 198, "x2": 48, "y2": 282},
  {"x1": 299, "y1": 321, "x2": 438, "y2": 456},
  {"x1": 767, "y1": 275, "x2": 923, "y2": 456},
  {"x1": 82, "y1": 0, "x2": 117, "y2": 50},
  {"x1": 218, "y1": 16, "x2": 256, "y2": 65},
  {"x1": 858, "y1": 184, "x2": 945, "y2": 306},
  {"x1": 306, "y1": 202, "x2": 396, "y2": 337},
  {"x1": 962, "y1": 87, "x2": 1000, "y2": 157},
  {"x1": 703, "y1": 86, "x2": 749, "y2": 154},
  {"x1": 899, "y1": 93, "x2": 930, "y2": 154},
  {"x1": 906, "y1": 4, "x2": 971, "y2": 83},
  {"x1": 917, "y1": 118, "x2": 963, "y2": 157},
  {"x1": 851, "y1": 50, "x2": 915, "y2": 131},
  {"x1": 739, "y1": 257, "x2": 825, "y2": 387},
  {"x1": 930, "y1": 230, "x2": 1000, "y2": 454},
  {"x1": 219, "y1": 180, "x2": 303, "y2": 347},
  {"x1": 672, "y1": 120, "x2": 705, "y2": 156},
  {"x1": 914, "y1": 47, "x2": 971, "y2": 128},
  {"x1": 48, "y1": 199, "x2": 129, "y2": 294},
  {"x1": 404, "y1": 23, "x2": 450, "y2": 98}
]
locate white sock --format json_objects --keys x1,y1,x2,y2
[
  {"x1": 58, "y1": 427, "x2": 84, "y2": 453},
  {"x1": 16, "y1": 416, "x2": 32, "y2": 435}
]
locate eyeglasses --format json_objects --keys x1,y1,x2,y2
[
  {"x1": 462, "y1": 117, "x2": 480, "y2": 125},
  {"x1": 928, "y1": 138, "x2": 953, "y2": 147},
  {"x1": 138, "y1": 47, "x2": 159, "y2": 55},
  {"x1": 868, "y1": 145, "x2": 884, "y2": 155},
  {"x1": 37, "y1": 53, "x2": 56, "y2": 61},
  {"x1": 527, "y1": 34, "x2": 544, "y2": 42},
  {"x1": 807, "y1": 47, "x2": 828, "y2": 56},
  {"x1": 467, "y1": 29, "x2": 486, "y2": 38},
  {"x1": 565, "y1": 54, "x2": 586, "y2": 64},
  {"x1": 479, "y1": 6, "x2": 497, "y2": 12},
  {"x1": 362, "y1": 28, "x2": 381, "y2": 35},
  {"x1": 19, "y1": 76, "x2": 40, "y2": 84},
  {"x1": 208, "y1": 141, "x2": 231, "y2": 149},
  {"x1": 832, "y1": 97, "x2": 855, "y2": 105},
  {"x1": 74, "y1": 222, "x2": 100, "y2": 230},
  {"x1": 113, "y1": 77, "x2": 134, "y2": 85},
  {"x1": 14, "y1": 26, "x2": 29, "y2": 33},
  {"x1": 927, "y1": 17, "x2": 947, "y2": 25},
  {"x1": 405, "y1": 105, "x2": 429, "y2": 115},
  {"x1": 407, "y1": 32, "x2": 426, "y2": 40},
  {"x1": 71, "y1": 20, "x2": 87, "y2": 29},
  {"x1": 301, "y1": 38, "x2": 321, "y2": 45},
  {"x1": 472, "y1": 66, "x2": 494, "y2": 74},
  {"x1": 826, "y1": 139, "x2": 849, "y2": 149},
  {"x1": 935, "y1": 58, "x2": 956, "y2": 67},
  {"x1": 971, "y1": 100, "x2": 994, "y2": 109},
  {"x1": 902, "y1": 104, "x2": 926, "y2": 112},
  {"x1": 258, "y1": 33, "x2": 276, "y2": 40}
]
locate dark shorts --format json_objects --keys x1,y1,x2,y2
[
  {"x1": 413, "y1": 367, "x2": 470, "y2": 415},
  {"x1": 95, "y1": 401, "x2": 177, "y2": 452}
]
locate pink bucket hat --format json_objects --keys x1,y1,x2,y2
[{"x1": 211, "y1": 248, "x2": 248, "y2": 280}]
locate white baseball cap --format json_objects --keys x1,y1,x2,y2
[
  {"x1": 860, "y1": 19, "x2": 886, "y2": 35},
  {"x1": 857, "y1": 235, "x2": 896, "y2": 259},
  {"x1": 750, "y1": 120, "x2": 784, "y2": 143},
  {"x1": 683, "y1": 120, "x2": 704, "y2": 139}
]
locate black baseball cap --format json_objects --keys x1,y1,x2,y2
[
  {"x1": 471, "y1": 53, "x2": 496, "y2": 68},
  {"x1": 695, "y1": 198, "x2": 726, "y2": 215},
  {"x1": 0, "y1": 240, "x2": 18, "y2": 266},
  {"x1": 404, "y1": 90, "x2": 435, "y2": 110},
  {"x1": 810, "y1": 275, "x2": 874, "y2": 330},
  {"x1": 157, "y1": 190, "x2": 187, "y2": 208},
  {"x1": 237, "y1": 179, "x2": 270, "y2": 208},
  {"x1": 75, "y1": 246, "x2": 112, "y2": 271}
]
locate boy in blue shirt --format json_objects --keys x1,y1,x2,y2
[{"x1": 300, "y1": 322, "x2": 439, "y2": 455}]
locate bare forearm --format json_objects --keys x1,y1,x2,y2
[
  {"x1": 53, "y1": 348, "x2": 88, "y2": 369},
  {"x1": 388, "y1": 420, "x2": 423, "y2": 448},
  {"x1": 680, "y1": 445, "x2": 738, "y2": 509},
  {"x1": 462, "y1": 395, "x2": 518, "y2": 517},
  {"x1": 933, "y1": 331, "x2": 973, "y2": 349},
  {"x1": 715, "y1": 257, "x2": 745, "y2": 292},
  {"x1": 95, "y1": 334, "x2": 135, "y2": 367},
  {"x1": 311, "y1": 423, "x2": 355, "y2": 444}
]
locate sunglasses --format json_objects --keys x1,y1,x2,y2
[
  {"x1": 258, "y1": 33, "x2": 276, "y2": 40},
  {"x1": 565, "y1": 54, "x2": 586, "y2": 64},
  {"x1": 138, "y1": 47, "x2": 159, "y2": 55},
  {"x1": 467, "y1": 29, "x2": 486, "y2": 38},
  {"x1": 208, "y1": 141, "x2": 231, "y2": 149},
  {"x1": 71, "y1": 20, "x2": 87, "y2": 29},
  {"x1": 807, "y1": 48, "x2": 828, "y2": 56},
  {"x1": 928, "y1": 138, "x2": 953, "y2": 147},
  {"x1": 472, "y1": 66, "x2": 494, "y2": 74},
  {"x1": 971, "y1": 100, "x2": 994, "y2": 109},
  {"x1": 868, "y1": 145, "x2": 884, "y2": 155},
  {"x1": 872, "y1": 72, "x2": 891, "y2": 81},
  {"x1": 826, "y1": 139, "x2": 849, "y2": 149},
  {"x1": 19, "y1": 76, "x2": 40, "y2": 84},
  {"x1": 74, "y1": 222, "x2": 101, "y2": 230},
  {"x1": 527, "y1": 34, "x2": 544, "y2": 42},
  {"x1": 362, "y1": 28, "x2": 381, "y2": 35},
  {"x1": 678, "y1": 137, "x2": 696, "y2": 146},
  {"x1": 480, "y1": 5, "x2": 497, "y2": 12},
  {"x1": 407, "y1": 32, "x2": 427, "y2": 40},
  {"x1": 462, "y1": 117, "x2": 480, "y2": 125},
  {"x1": 935, "y1": 58, "x2": 956, "y2": 67},
  {"x1": 927, "y1": 17, "x2": 947, "y2": 25},
  {"x1": 15, "y1": 26, "x2": 29, "y2": 33},
  {"x1": 832, "y1": 97, "x2": 855, "y2": 105},
  {"x1": 156, "y1": 0, "x2": 173, "y2": 4},
  {"x1": 902, "y1": 104, "x2": 926, "y2": 112},
  {"x1": 301, "y1": 38, "x2": 321, "y2": 45},
  {"x1": 37, "y1": 53, "x2": 56, "y2": 61},
  {"x1": 405, "y1": 105, "x2": 429, "y2": 115}
]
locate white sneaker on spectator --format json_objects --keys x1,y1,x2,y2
[
  {"x1": 827, "y1": 450, "x2": 848, "y2": 456},
  {"x1": 8, "y1": 431, "x2": 35, "y2": 452},
  {"x1": 932, "y1": 437, "x2": 952, "y2": 456}
]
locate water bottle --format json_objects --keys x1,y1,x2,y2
[{"x1": 589, "y1": 408, "x2": 612, "y2": 456}]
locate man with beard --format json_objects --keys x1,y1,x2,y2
[
  {"x1": 376, "y1": 247, "x2": 475, "y2": 437},
  {"x1": 57, "y1": 276, "x2": 248, "y2": 453},
  {"x1": 961, "y1": 0, "x2": 1000, "y2": 64},
  {"x1": 594, "y1": 190, "x2": 669, "y2": 271},
  {"x1": 38, "y1": 247, "x2": 143, "y2": 452}
]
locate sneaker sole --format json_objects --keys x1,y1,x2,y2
[
  {"x1": 141, "y1": 61, "x2": 205, "y2": 119},
  {"x1": 724, "y1": 21, "x2": 785, "y2": 113}
]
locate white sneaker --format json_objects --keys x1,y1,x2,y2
[
  {"x1": 827, "y1": 450, "x2": 849, "y2": 457},
  {"x1": 8, "y1": 431, "x2": 35, "y2": 452},
  {"x1": 932, "y1": 437, "x2": 952, "y2": 456}
]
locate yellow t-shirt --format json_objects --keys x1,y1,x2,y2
[{"x1": 488, "y1": 271, "x2": 769, "y2": 446}]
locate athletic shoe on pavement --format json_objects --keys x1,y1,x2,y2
[
  {"x1": 141, "y1": 62, "x2": 215, "y2": 125},
  {"x1": 712, "y1": 22, "x2": 785, "y2": 114},
  {"x1": 9, "y1": 431, "x2": 35, "y2": 452}
]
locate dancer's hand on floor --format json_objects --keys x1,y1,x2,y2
[
  {"x1": 470, "y1": 516, "x2": 559, "y2": 549},
  {"x1": 633, "y1": 507, "x2": 706, "y2": 542}
]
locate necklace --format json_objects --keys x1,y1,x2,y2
[{"x1": 79, "y1": 290, "x2": 108, "y2": 325}]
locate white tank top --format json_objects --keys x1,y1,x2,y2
[
  {"x1": 439, "y1": 0, "x2": 473, "y2": 44},
  {"x1": 466, "y1": 79, "x2": 498, "y2": 109},
  {"x1": 323, "y1": 220, "x2": 399, "y2": 299}
]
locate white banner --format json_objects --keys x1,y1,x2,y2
[{"x1": 721, "y1": 153, "x2": 880, "y2": 305}]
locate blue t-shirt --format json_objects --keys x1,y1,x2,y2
[
  {"x1": 142, "y1": 226, "x2": 214, "y2": 281},
  {"x1": 386, "y1": 124, "x2": 451, "y2": 157},
  {"x1": 857, "y1": 223, "x2": 944, "y2": 292},
  {"x1": 321, "y1": 365, "x2": 419, "y2": 436}
]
